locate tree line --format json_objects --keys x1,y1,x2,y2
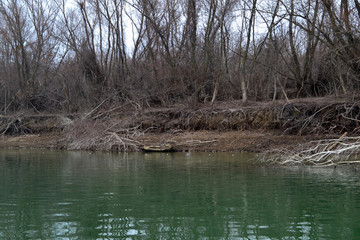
[{"x1": 0, "y1": 0, "x2": 360, "y2": 113}]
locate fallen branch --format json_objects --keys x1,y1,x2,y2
[
  {"x1": 0, "y1": 119, "x2": 16, "y2": 135},
  {"x1": 326, "y1": 132, "x2": 348, "y2": 151},
  {"x1": 185, "y1": 140, "x2": 218, "y2": 144},
  {"x1": 63, "y1": 117, "x2": 143, "y2": 151},
  {"x1": 82, "y1": 95, "x2": 114, "y2": 120},
  {"x1": 261, "y1": 134, "x2": 360, "y2": 166}
]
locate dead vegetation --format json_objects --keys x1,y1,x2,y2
[
  {"x1": 0, "y1": 114, "x2": 72, "y2": 135},
  {"x1": 1, "y1": 98, "x2": 360, "y2": 161},
  {"x1": 1, "y1": 97, "x2": 359, "y2": 136},
  {"x1": 58, "y1": 97, "x2": 360, "y2": 154},
  {"x1": 261, "y1": 133, "x2": 360, "y2": 166},
  {"x1": 62, "y1": 118, "x2": 143, "y2": 151},
  {"x1": 131, "y1": 99, "x2": 360, "y2": 138},
  {"x1": 280, "y1": 100, "x2": 360, "y2": 135}
]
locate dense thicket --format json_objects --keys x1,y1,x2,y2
[{"x1": 0, "y1": 0, "x2": 360, "y2": 113}]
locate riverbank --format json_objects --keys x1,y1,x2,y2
[
  {"x1": 0, "y1": 130, "x2": 322, "y2": 152},
  {"x1": 0, "y1": 96, "x2": 359, "y2": 153}
]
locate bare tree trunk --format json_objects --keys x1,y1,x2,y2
[
  {"x1": 337, "y1": 55, "x2": 347, "y2": 94},
  {"x1": 288, "y1": 0, "x2": 302, "y2": 97},
  {"x1": 239, "y1": 0, "x2": 257, "y2": 102}
]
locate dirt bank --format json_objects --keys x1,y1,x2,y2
[
  {"x1": 0, "y1": 130, "x2": 323, "y2": 152},
  {"x1": 0, "y1": 96, "x2": 359, "y2": 152}
]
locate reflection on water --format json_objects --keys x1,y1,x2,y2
[{"x1": 0, "y1": 150, "x2": 360, "y2": 239}]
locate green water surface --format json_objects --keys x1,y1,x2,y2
[{"x1": 0, "y1": 150, "x2": 360, "y2": 239}]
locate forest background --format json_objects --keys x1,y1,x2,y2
[{"x1": 0, "y1": 0, "x2": 359, "y2": 113}]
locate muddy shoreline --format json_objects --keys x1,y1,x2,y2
[
  {"x1": 0, "y1": 130, "x2": 324, "y2": 152},
  {"x1": 0, "y1": 97, "x2": 359, "y2": 152}
]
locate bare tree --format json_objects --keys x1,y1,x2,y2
[
  {"x1": 0, "y1": 0, "x2": 359, "y2": 113},
  {"x1": 239, "y1": 0, "x2": 257, "y2": 102}
]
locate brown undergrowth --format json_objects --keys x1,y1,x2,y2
[
  {"x1": 1, "y1": 96, "x2": 360, "y2": 155},
  {"x1": 59, "y1": 96, "x2": 360, "y2": 153},
  {"x1": 62, "y1": 118, "x2": 142, "y2": 151}
]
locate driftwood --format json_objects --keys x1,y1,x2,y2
[
  {"x1": 261, "y1": 132, "x2": 360, "y2": 166},
  {"x1": 141, "y1": 144, "x2": 174, "y2": 152},
  {"x1": 326, "y1": 132, "x2": 348, "y2": 151}
]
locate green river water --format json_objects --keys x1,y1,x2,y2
[{"x1": 0, "y1": 150, "x2": 360, "y2": 239}]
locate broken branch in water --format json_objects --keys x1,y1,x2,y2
[{"x1": 261, "y1": 132, "x2": 360, "y2": 166}]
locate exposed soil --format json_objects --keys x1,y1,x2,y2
[
  {"x1": 0, "y1": 134, "x2": 62, "y2": 149},
  {"x1": 0, "y1": 96, "x2": 359, "y2": 152},
  {"x1": 0, "y1": 130, "x2": 324, "y2": 153},
  {"x1": 137, "y1": 130, "x2": 325, "y2": 152}
]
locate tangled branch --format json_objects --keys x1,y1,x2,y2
[
  {"x1": 63, "y1": 117, "x2": 144, "y2": 151},
  {"x1": 261, "y1": 133, "x2": 360, "y2": 166}
]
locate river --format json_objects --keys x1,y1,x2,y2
[{"x1": 0, "y1": 150, "x2": 360, "y2": 239}]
